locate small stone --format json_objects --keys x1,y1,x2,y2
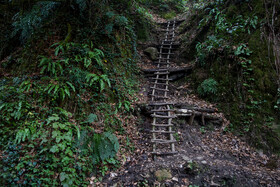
[
  {"x1": 155, "y1": 169, "x2": 172, "y2": 182},
  {"x1": 110, "y1": 172, "x2": 118, "y2": 178},
  {"x1": 201, "y1": 160, "x2": 207, "y2": 164},
  {"x1": 182, "y1": 155, "x2": 191, "y2": 161},
  {"x1": 172, "y1": 177, "x2": 179, "y2": 182},
  {"x1": 196, "y1": 156, "x2": 204, "y2": 160}
]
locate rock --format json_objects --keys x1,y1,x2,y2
[
  {"x1": 144, "y1": 47, "x2": 158, "y2": 61},
  {"x1": 201, "y1": 160, "x2": 207, "y2": 164},
  {"x1": 196, "y1": 156, "x2": 204, "y2": 160},
  {"x1": 172, "y1": 177, "x2": 179, "y2": 182},
  {"x1": 110, "y1": 172, "x2": 118, "y2": 178},
  {"x1": 155, "y1": 169, "x2": 172, "y2": 182},
  {"x1": 182, "y1": 155, "x2": 191, "y2": 161}
]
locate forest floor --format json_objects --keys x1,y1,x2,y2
[{"x1": 100, "y1": 14, "x2": 280, "y2": 187}]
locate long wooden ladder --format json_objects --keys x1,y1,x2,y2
[{"x1": 149, "y1": 20, "x2": 178, "y2": 158}]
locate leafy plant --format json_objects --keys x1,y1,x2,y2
[
  {"x1": 197, "y1": 78, "x2": 218, "y2": 97},
  {"x1": 39, "y1": 57, "x2": 65, "y2": 77},
  {"x1": 44, "y1": 80, "x2": 76, "y2": 101},
  {"x1": 86, "y1": 73, "x2": 111, "y2": 92},
  {"x1": 75, "y1": 129, "x2": 119, "y2": 166},
  {"x1": 234, "y1": 43, "x2": 252, "y2": 56},
  {"x1": 196, "y1": 35, "x2": 225, "y2": 66}
]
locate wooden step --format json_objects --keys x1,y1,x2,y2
[
  {"x1": 164, "y1": 32, "x2": 175, "y2": 35},
  {"x1": 150, "y1": 130, "x2": 175, "y2": 134},
  {"x1": 151, "y1": 109, "x2": 175, "y2": 112},
  {"x1": 159, "y1": 53, "x2": 175, "y2": 55},
  {"x1": 154, "y1": 71, "x2": 170, "y2": 75},
  {"x1": 162, "y1": 40, "x2": 176, "y2": 43},
  {"x1": 151, "y1": 78, "x2": 172, "y2": 81},
  {"x1": 151, "y1": 139, "x2": 177, "y2": 144},
  {"x1": 152, "y1": 123, "x2": 174, "y2": 127},
  {"x1": 151, "y1": 114, "x2": 176, "y2": 118},
  {"x1": 151, "y1": 68, "x2": 168, "y2": 72},
  {"x1": 151, "y1": 151, "x2": 178, "y2": 155},
  {"x1": 149, "y1": 102, "x2": 174, "y2": 106},
  {"x1": 161, "y1": 47, "x2": 175, "y2": 50},
  {"x1": 161, "y1": 43, "x2": 180, "y2": 46},
  {"x1": 150, "y1": 87, "x2": 169, "y2": 91}
]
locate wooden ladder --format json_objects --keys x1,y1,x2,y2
[{"x1": 149, "y1": 20, "x2": 178, "y2": 158}]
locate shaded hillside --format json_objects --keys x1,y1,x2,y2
[
  {"x1": 0, "y1": 0, "x2": 172, "y2": 185},
  {"x1": 178, "y1": 0, "x2": 280, "y2": 152},
  {"x1": 0, "y1": 0, "x2": 279, "y2": 186}
]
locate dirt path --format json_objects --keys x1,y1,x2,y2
[{"x1": 101, "y1": 15, "x2": 280, "y2": 187}]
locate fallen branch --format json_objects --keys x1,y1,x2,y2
[
  {"x1": 174, "y1": 104, "x2": 218, "y2": 113},
  {"x1": 175, "y1": 109, "x2": 223, "y2": 125}
]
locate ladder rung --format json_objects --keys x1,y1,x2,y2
[
  {"x1": 159, "y1": 28, "x2": 175, "y2": 32},
  {"x1": 161, "y1": 47, "x2": 175, "y2": 50},
  {"x1": 151, "y1": 78, "x2": 172, "y2": 81},
  {"x1": 154, "y1": 71, "x2": 169, "y2": 75},
  {"x1": 160, "y1": 53, "x2": 175, "y2": 55},
  {"x1": 162, "y1": 40, "x2": 174, "y2": 42},
  {"x1": 151, "y1": 139, "x2": 177, "y2": 144},
  {"x1": 164, "y1": 32, "x2": 175, "y2": 35},
  {"x1": 150, "y1": 130, "x2": 175, "y2": 134},
  {"x1": 152, "y1": 123, "x2": 174, "y2": 127},
  {"x1": 151, "y1": 151, "x2": 178, "y2": 155},
  {"x1": 159, "y1": 58, "x2": 171, "y2": 60},
  {"x1": 152, "y1": 68, "x2": 168, "y2": 72},
  {"x1": 149, "y1": 102, "x2": 174, "y2": 106},
  {"x1": 150, "y1": 87, "x2": 169, "y2": 91},
  {"x1": 161, "y1": 43, "x2": 180, "y2": 46},
  {"x1": 151, "y1": 114, "x2": 176, "y2": 118},
  {"x1": 151, "y1": 109, "x2": 175, "y2": 112}
]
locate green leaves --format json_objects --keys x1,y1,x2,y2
[
  {"x1": 83, "y1": 113, "x2": 98, "y2": 124},
  {"x1": 15, "y1": 128, "x2": 31, "y2": 144},
  {"x1": 39, "y1": 56, "x2": 63, "y2": 77},
  {"x1": 86, "y1": 73, "x2": 111, "y2": 92},
  {"x1": 197, "y1": 78, "x2": 218, "y2": 98},
  {"x1": 234, "y1": 44, "x2": 252, "y2": 56},
  {"x1": 44, "y1": 80, "x2": 76, "y2": 101}
]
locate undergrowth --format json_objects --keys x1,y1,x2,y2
[
  {"x1": 0, "y1": 0, "x2": 155, "y2": 185},
  {"x1": 187, "y1": 0, "x2": 280, "y2": 152}
]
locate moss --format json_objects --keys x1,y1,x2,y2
[
  {"x1": 135, "y1": 20, "x2": 150, "y2": 41},
  {"x1": 162, "y1": 11, "x2": 176, "y2": 19},
  {"x1": 249, "y1": 30, "x2": 278, "y2": 94}
]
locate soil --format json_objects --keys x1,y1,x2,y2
[{"x1": 99, "y1": 15, "x2": 280, "y2": 187}]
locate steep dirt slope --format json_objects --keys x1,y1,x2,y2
[{"x1": 100, "y1": 15, "x2": 280, "y2": 186}]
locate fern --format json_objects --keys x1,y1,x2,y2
[
  {"x1": 86, "y1": 73, "x2": 111, "y2": 92},
  {"x1": 197, "y1": 78, "x2": 218, "y2": 97},
  {"x1": 44, "y1": 81, "x2": 76, "y2": 100},
  {"x1": 39, "y1": 57, "x2": 64, "y2": 77}
]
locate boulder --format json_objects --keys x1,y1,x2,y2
[
  {"x1": 155, "y1": 169, "x2": 172, "y2": 182},
  {"x1": 144, "y1": 47, "x2": 158, "y2": 61}
]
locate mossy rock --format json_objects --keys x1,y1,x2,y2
[
  {"x1": 144, "y1": 47, "x2": 158, "y2": 61},
  {"x1": 155, "y1": 169, "x2": 172, "y2": 182}
]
